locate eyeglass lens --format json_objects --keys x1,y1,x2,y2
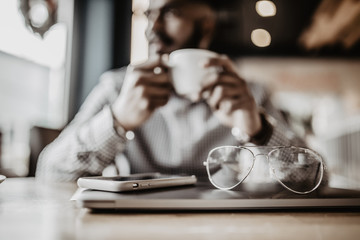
[
  {"x1": 206, "y1": 147, "x2": 254, "y2": 189},
  {"x1": 268, "y1": 147, "x2": 323, "y2": 193},
  {"x1": 206, "y1": 146, "x2": 323, "y2": 194}
]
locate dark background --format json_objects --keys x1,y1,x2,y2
[
  {"x1": 71, "y1": 0, "x2": 360, "y2": 117},
  {"x1": 210, "y1": 0, "x2": 360, "y2": 58}
]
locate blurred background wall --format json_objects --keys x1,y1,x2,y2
[{"x1": 0, "y1": 0, "x2": 359, "y2": 188}]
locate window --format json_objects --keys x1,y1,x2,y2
[
  {"x1": 131, "y1": 0, "x2": 149, "y2": 64},
  {"x1": 0, "y1": 0, "x2": 68, "y2": 128},
  {"x1": 0, "y1": 0, "x2": 70, "y2": 176}
]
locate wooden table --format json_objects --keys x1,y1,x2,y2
[{"x1": 0, "y1": 178, "x2": 359, "y2": 240}]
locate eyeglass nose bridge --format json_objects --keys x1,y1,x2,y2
[
  {"x1": 254, "y1": 153, "x2": 268, "y2": 158},
  {"x1": 253, "y1": 153, "x2": 270, "y2": 163},
  {"x1": 253, "y1": 153, "x2": 277, "y2": 175}
]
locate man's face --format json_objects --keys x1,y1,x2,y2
[{"x1": 146, "y1": 0, "x2": 213, "y2": 55}]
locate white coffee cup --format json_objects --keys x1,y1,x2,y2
[{"x1": 168, "y1": 48, "x2": 219, "y2": 102}]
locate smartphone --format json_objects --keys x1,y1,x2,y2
[{"x1": 77, "y1": 172, "x2": 197, "y2": 192}]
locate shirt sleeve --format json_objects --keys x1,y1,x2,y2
[
  {"x1": 36, "y1": 69, "x2": 127, "y2": 182},
  {"x1": 256, "y1": 86, "x2": 306, "y2": 148},
  {"x1": 258, "y1": 87, "x2": 329, "y2": 186}
]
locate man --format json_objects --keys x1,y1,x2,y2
[{"x1": 36, "y1": 0, "x2": 304, "y2": 182}]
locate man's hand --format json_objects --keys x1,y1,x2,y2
[
  {"x1": 111, "y1": 57, "x2": 172, "y2": 131},
  {"x1": 201, "y1": 55, "x2": 262, "y2": 136}
]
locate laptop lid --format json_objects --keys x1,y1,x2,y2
[{"x1": 72, "y1": 182, "x2": 360, "y2": 211}]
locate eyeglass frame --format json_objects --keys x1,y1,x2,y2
[{"x1": 203, "y1": 145, "x2": 325, "y2": 195}]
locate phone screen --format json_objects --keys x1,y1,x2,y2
[
  {"x1": 78, "y1": 173, "x2": 197, "y2": 192},
  {"x1": 111, "y1": 174, "x2": 177, "y2": 181}
]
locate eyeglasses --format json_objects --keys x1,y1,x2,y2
[{"x1": 203, "y1": 146, "x2": 324, "y2": 194}]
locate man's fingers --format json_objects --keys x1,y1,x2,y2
[
  {"x1": 149, "y1": 97, "x2": 170, "y2": 109},
  {"x1": 131, "y1": 55, "x2": 168, "y2": 72},
  {"x1": 136, "y1": 91, "x2": 170, "y2": 111},
  {"x1": 134, "y1": 71, "x2": 171, "y2": 86},
  {"x1": 201, "y1": 73, "x2": 245, "y2": 94},
  {"x1": 207, "y1": 84, "x2": 249, "y2": 110},
  {"x1": 207, "y1": 85, "x2": 226, "y2": 110},
  {"x1": 202, "y1": 55, "x2": 238, "y2": 74},
  {"x1": 218, "y1": 97, "x2": 253, "y2": 113},
  {"x1": 139, "y1": 84, "x2": 172, "y2": 97}
]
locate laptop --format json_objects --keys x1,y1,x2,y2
[{"x1": 72, "y1": 180, "x2": 360, "y2": 211}]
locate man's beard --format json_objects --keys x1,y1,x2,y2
[
  {"x1": 148, "y1": 22, "x2": 203, "y2": 55},
  {"x1": 180, "y1": 22, "x2": 203, "y2": 50}
]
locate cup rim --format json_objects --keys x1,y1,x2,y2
[{"x1": 169, "y1": 48, "x2": 218, "y2": 59}]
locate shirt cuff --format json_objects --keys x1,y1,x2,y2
[
  {"x1": 231, "y1": 112, "x2": 273, "y2": 145},
  {"x1": 109, "y1": 105, "x2": 135, "y2": 141},
  {"x1": 266, "y1": 119, "x2": 300, "y2": 146},
  {"x1": 249, "y1": 112, "x2": 273, "y2": 145},
  {"x1": 78, "y1": 105, "x2": 127, "y2": 160}
]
